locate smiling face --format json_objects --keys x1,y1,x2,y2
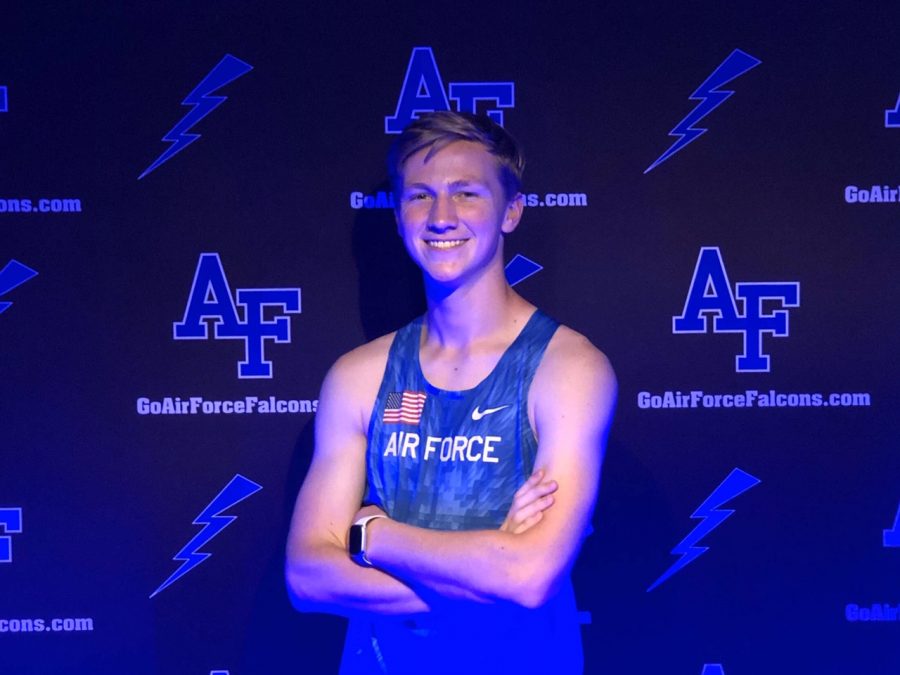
[{"x1": 396, "y1": 140, "x2": 523, "y2": 290}]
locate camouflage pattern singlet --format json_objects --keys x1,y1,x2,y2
[{"x1": 340, "y1": 310, "x2": 584, "y2": 675}]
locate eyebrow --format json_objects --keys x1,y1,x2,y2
[
  {"x1": 448, "y1": 179, "x2": 485, "y2": 189},
  {"x1": 402, "y1": 182, "x2": 434, "y2": 193},
  {"x1": 403, "y1": 179, "x2": 486, "y2": 190}
]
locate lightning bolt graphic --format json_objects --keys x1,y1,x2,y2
[
  {"x1": 505, "y1": 254, "x2": 543, "y2": 287},
  {"x1": 150, "y1": 474, "x2": 262, "y2": 598},
  {"x1": 647, "y1": 467, "x2": 760, "y2": 592},
  {"x1": 644, "y1": 49, "x2": 762, "y2": 174},
  {"x1": 884, "y1": 501, "x2": 900, "y2": 547},
  {"x1": 0, "y1": 260, "x2": 38, "y2": 314},
  {"x1": 885, "y1": 94, "x2": 900, "y2": 127},
  {"x1": 139, "y1": 54, "x2": 253, "y2": 180}
]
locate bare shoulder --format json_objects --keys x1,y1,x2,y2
[
  {"x1": 318, "y1": 331, "x2": 396, "y2": 432},
  {"x1": 539, "y1": 325, "x2": 616, "y2": 394},
  {"x1": 528, "y1": 326, "x2": 617, "y2": 464},
  {"x1": 327, "y1": 331, "x2": 395, "y2": 388},
  {"x1": 529, "y1": 324, "x2": 617, "y2": 434}
]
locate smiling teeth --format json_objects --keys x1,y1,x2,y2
[{"x1": 427, "y1": 240, "x2": 466, "y2": 249}]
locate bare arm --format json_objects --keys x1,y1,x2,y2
[
  {"x1": 285, "y1": 343, "x2": 432, "y2": 617},
  {"x1": 362, "y1": 329, "x2": 616, "y2": 608}
]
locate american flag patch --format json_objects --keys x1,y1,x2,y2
[{"x1": 383, "y1": 391, "x2": 427, "y2": 424}]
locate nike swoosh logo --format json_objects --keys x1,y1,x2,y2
[{"x1": 471, "y1": 405, "x2": 509, "y2": 421}]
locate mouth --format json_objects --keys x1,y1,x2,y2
[{"x1": 425, "y1": 239, "x2": 468, "y2": 250}]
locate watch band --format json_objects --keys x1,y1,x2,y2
[{"x1": 349, "y1": 514, "x2": 386, "y2": 567}]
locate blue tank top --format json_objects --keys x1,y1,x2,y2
[
  {"x1": 340, "y1": 310, "x2": 584, "y2": 675},
  {"x1": 363, "y1": 309, "x2": 559, "y2": 527}
]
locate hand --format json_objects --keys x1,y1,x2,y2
[
  {"x1": 500, "y1": 469, "x2": 558, "y2": 534},
  {"x1": 352, "y1": 503, "x2": 388, "y2": 524}
]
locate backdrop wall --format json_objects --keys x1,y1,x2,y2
[{"x1": 3, "y1": 3, "x2": 898, "y2": 674}]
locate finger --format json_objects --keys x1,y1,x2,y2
[
  {"x1": 509, "y1": 494, "x2": 555, "y2": 527},
  {"x1": 513, "y1": 469, "x2": 545, "y2": 499},
  {"x1": 513, "y1": 510, "x2": 543, "y2": 534},
  {"x1": 511, "y1": 479, "x2": 558, "y2": 510},
  {"x1": 515, "y1": 478, "x2": 557, "y2": 503},
  {"x1": 508, "y1": 489, "x2": 554, "y2": 525},
  {"x1": 532, "y1": 479, "x2": 558, "y2": 497}
]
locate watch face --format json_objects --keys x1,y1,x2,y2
[{"x1": 349, "y1": 524, "x2": 363, "y2": 555}]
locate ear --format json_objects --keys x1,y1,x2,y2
[{"x1": 501, "y1": 193, "x2": 525, "y2": 234}]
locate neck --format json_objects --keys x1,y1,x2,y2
[{"x1": 422, "y1": 266, "x2": 525, "y2": 350}]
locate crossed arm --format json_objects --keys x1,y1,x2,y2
[{"x1": 285, "y1": 328, "x2": 616, "y2": 616}]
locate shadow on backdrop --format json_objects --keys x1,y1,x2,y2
[
  {"x1": 242, "y1": 420, "x2": 344, "y2": 674},
  {"x1": 352, "y1": 180, "x2": 426, "y2": 341}
]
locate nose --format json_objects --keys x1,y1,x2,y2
[{"x1": 427, "y1": 193, "x2": 457, "y2": 232}]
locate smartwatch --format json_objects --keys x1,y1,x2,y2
[{"x1": 349, "y1": 514, "x2": 386, "y2": 567}]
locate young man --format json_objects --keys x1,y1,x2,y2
[{"x1": 286, "y1": 112, "x2": 616, "y2": 673}]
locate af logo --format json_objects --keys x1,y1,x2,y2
[
  {"x1": 673, "y1": 247, "x2": 799, "y2": 373},
  {"x1": 173, "y1": 253, "x2": 301, "y2": 379},
  {"x1": 385, "y1": 47, "x2": 515, "y2": 134}
]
